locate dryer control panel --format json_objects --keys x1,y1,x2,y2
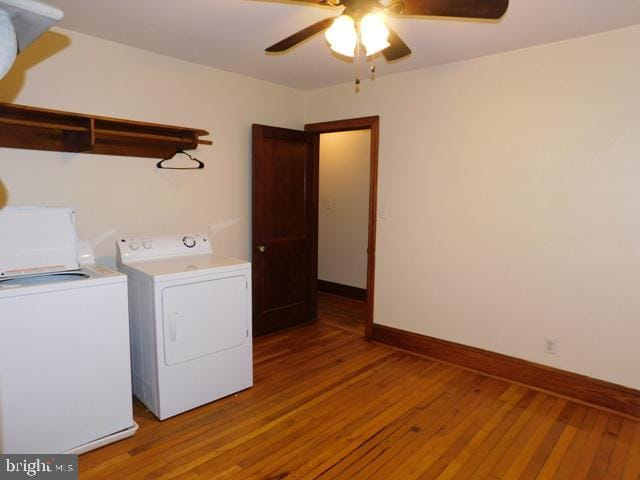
[{"x1": 117, "y1": 234, "x2": 212, "y2": 263}]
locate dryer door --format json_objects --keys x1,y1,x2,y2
[{"x1": 161, "y1": 275, "x2": 249, "y2": 366}]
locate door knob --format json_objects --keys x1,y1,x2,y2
[{"x1": 257, "y1": 245, "x2": 266, "y2": 253}]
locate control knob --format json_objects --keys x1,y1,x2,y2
[{"x1": 183, "y1": 236, "x2": 197, "y2": 248}]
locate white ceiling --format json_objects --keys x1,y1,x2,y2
[{"x1": 48, "y1": 0, "x2": 640, "y2": 90}]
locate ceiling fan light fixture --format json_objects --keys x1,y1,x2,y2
[
  {"x1": 325, "y1": 14, "x2": 357, "y2": 57},
  {"x1": 360, "y1": 12, "x2": 390, "y2": 56}
]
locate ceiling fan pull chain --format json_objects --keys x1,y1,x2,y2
[
  {"x1": 371, "y1": 55, "x2": 376, "y2": 81},
  {"x1": 355, "y1": 27, "x2": 361, "y2": 88}
]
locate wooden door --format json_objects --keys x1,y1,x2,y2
[{"x1": 252, "y1": 125, "x2": 318, "y2": 336}]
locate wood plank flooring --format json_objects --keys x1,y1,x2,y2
[{"x1": 80, "y1": 293, "x2": 640, "y2": 479}]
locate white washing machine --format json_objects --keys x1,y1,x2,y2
[
  {"x1": 117, "y1": 234, "x2": 253, "y2": 420},
  {"x1": 0, "y1": 206, "x2": 137, "y2": 454}
]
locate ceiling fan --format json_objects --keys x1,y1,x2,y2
[{"x1": 266, "y1": 0, "x2": 509, "y2": 62}]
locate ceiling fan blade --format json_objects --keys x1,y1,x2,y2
[
  {"x1": 289, "y1": 0, "x2": 339, "y2": 4},
  {"x1": 398, "y1": 0, "x2": 508, "y2": 19},
  {"x1": 266, "y1": 17, "x2": 336, "y2": 53},
  {"x1": 383, "y1": 27, "x2": 412, "y2": 61}
]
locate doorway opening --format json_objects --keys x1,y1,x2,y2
[
  {"x1": 251, "y1": 117, "x2": 378, "y2": 338},
  {"x1": 306, "y1": 117, "x2": 379, "y2": 339}
]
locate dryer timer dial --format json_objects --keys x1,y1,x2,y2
[{"x1": 183, "y1": 236, "x2": 197, "y2": 248}]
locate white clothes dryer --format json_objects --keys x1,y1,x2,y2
[{"x1": 117, "y1": 234, "x2": 252, "y2": 420}]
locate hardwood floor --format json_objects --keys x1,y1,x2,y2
[
  {"x1": 80, "y1": 293, "x2": 640, "y2": 479},
  {"x1": 317, "y1": 292, "x2": 366, "y2": 335}
]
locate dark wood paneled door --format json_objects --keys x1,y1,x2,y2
[{"x1": 252, "y1": 125, "x2": 318, "y2": 336}]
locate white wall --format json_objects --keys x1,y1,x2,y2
[
  {"x1": 2, "y1": 24, "x2": 639, "y2": 390},
  {"x1": 306, "y1": 25, "x2": 640, "y2": 389},
  {"x1": 0, "y1": 28, "x2": 306, "y2": 266},
  {"x1": 318, "y1": 131, "x2": 370, "y2": 289}
]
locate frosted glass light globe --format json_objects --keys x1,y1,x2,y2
[
  {"x1": 360, "y1": 13, "x2": 390, "y2": 56},
  {"x1": 325, "y1": 15, "x2": 357, "y2": 57}
]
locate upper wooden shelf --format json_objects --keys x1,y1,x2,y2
[{"x1": 0, "y1": 103, "x2": 212, "y2": 159}]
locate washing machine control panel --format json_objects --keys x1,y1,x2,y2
[{"x1": 118, "y1": 233, "x2": 212, "y2": 262}]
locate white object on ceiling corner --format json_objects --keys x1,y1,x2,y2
[
  {"x1": 0, "y1": 0, "x2": 63, "y2": 79},
  {"x1": 0, "y1": 10, "x2": 16, "y2": 78}
]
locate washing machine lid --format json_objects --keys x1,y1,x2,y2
[
  {"x1": 0, "y1": 206, "x2": 80, "y2": 278},
  {"x1": 127, "y1": 254, "x2": 249, "y2": 280}
]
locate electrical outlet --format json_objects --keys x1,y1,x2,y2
[{"x1": 544, "y1": 337, "x2": 558, "y2": 355}]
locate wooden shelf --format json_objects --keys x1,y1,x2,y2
[{"x1": 0, "y1": 103, "x2": 212, "y2": 159}]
